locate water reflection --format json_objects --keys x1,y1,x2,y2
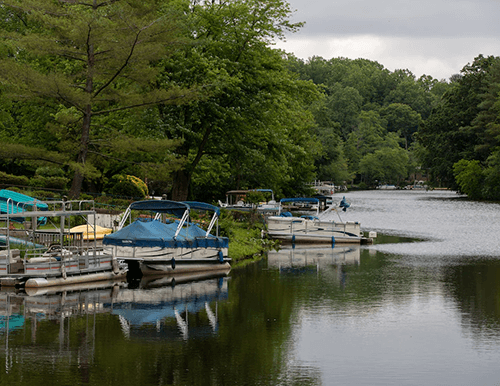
[
  {"x1": 0, "y1": 280, "x2": 122, "y2": 379},
  {"x1": 112, "y1": 271, "x2": 230, "y2": 340},
  {"x1": 267, "y1": 245, "x2": 360, "y2": 270}
]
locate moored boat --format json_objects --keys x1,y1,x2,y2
[
  {"x1": 103, "y1": 200, "x2": 230, "y2": 276},
  {"x1": 266, "y1": 197, "x2": 368, "y2": 245},
  {"x1": 0, "y1": 193, "x2": 126, "y2": 288}
]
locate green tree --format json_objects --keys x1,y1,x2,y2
[
  {"x1": 322, "y1": 83, "x2": 363, "y2": 140},
  {"x1": 453, "y1": 159, "x2": 484, "y2": 199},
  {"x1": 417, "y1": 55, "x2": 500, "y2": 188},
  {"x1": 0, "y1": 0, "x2": 190, "y2": 197},
  {"x1": 313, "y1": 128, "x2": 352, "y2": 184},
  {"x1": 157, "y1": 0, "x2": 319, "y2": 201},
  {"x1": 380, "y1": 103, "x2": 422, "y2": 149},
  {"x1": 359, "y1": 146, "x2": 409, "y2": 186},
  {"x1": 344, "y1": 110, "x2": 387, "y2": 174}
]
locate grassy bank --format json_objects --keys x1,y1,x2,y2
[{"x1": 218, "y1": 209, "x2": 278, "y2": 265}]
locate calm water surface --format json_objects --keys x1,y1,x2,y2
[{"x1": 2, "y1": 190, "x2": 500, "y2": 385}]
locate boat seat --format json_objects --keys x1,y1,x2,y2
[{"x1": 0, "y1": 248, "x2": 21, "y2": 264}]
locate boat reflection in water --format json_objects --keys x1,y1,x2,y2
[
  {"x1": 0, "y1": 268, "x2": 230, "y2": 349},
  {"x1": 112, "y1": 269, "x2": 230, "y2": 340},
  {"x1": 267, "y1": 244, "x2": 360, "y2": 273}
]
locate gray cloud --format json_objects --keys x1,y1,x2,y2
[
  {"x1": 277, "y1": 0, "x2": 500, "y2": 79},
  {"x1": 286, "y1": 0, "x2": 500, "y2": 38}
]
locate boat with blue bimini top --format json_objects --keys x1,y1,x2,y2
[
  {"x1": 0, "y1": 191, "x2": 126, "y2": 289},
  {"x1": 266, "y1": 197, "x2": 369, "y2": 245},
  {"x1": 103, "y1": 200, "x2": 230, "y2": 276}
]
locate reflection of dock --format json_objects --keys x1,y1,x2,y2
[
  {"x1": 0, "y1": 279, "x2": 124, "y2": 319},
  {"x1": 0, "y1": 268, "x2": 230, "y2": 344},
  {"x1": 267, "y1": 245, "x2": 360, "y2": 270},
  {"x1": 0, "y1": 279, "x2": 124, "y2": 374}
]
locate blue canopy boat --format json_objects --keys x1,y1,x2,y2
[{"x1": 103, "y1": 200, "x2": 230, "y2": 276}]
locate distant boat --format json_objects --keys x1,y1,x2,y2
[
  {"x1": 376, "y1": 184, "x2": 397, "y2": 190},
  {"x1": 218, "y1": 189, "x2": 280, "y2": 215},
  {"x1": 103, "y1": 200, "x2": 230, "y2": 276}
]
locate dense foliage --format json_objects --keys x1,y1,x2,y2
[
  {"x1": 286, "y1": 56, "x2": 449, "y2": 187},
  {"x1": 417, "y1": 55, "x2": 500, "y2": 199},
  {"x1": 0, "y1": 0, "x2": 496, "y2": 201}
]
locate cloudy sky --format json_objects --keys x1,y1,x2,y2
[{"x1": 273, "y1": 0, "x2": 500, "y2": 80}]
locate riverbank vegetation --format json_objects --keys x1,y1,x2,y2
[{"x1": 0, "y1": 1, "x2": 498, "y2": 203}]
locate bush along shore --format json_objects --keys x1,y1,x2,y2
[{"x1": 218, "y1": 209, "x2": 279, "y2": 265}]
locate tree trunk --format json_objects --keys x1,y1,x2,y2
[
  {"x1": 69, "y1": 39, "x2": 94, "y2": 199},
  {"x1": 170, "y1": 169, "x2": 191, "y2": 201},
  {"x1": 69, "y1": 105, "x2": 92, "y2": 198}
]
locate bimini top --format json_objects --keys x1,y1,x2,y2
[
  {"x1": 129, "y1": 200, "x2": 220, "y2": 217},
  {"x1": 280, "y1": 197, "x2": 319, "y2": 204},
  {"x1": 103, "y1": 220, "x2": 228, "y2": 249},
  {"x1": 183, "y1": 201, "x2": 221, "y2": 217},
  {"x1": 129, "y1": 200, "x2": 189, "y2": 218}
]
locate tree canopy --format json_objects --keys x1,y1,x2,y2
[
  {"x1": 2, "y1": 0, "x2": 494, "y2": 201},
  {"x1": 0, "y1": 0, "x2": 191, "y2": 197}
]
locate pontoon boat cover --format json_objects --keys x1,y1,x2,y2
[{"x1": 103, "y1": 220, "x2": 228, "y2": 249}]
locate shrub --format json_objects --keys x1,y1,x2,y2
[
  {"x1": 0, "y1": 171, "x2": 29, "y2": 186},
  {"x1": 31, "y1": 190, "x2": 59, "y2": 200},
  {"x1": 29, "y1": 176, "x2": 69, "y2": 190},
  {"x1": 35, "y1": 166, "x2": 65, "y2": 177},
  {"x1": 107, "y1": 175, "x2": 147, "y2": 200}
]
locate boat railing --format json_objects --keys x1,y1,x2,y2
[{"x1": 272, "y1": 216, "x2": 358, "y2": 237}]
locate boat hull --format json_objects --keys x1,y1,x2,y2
[
  {"x1": 266, "y1": 216, "x2": 363, "y2": 245},
  {"x1": 110, "y1": 245, "x2": 230, "y2": 275}
]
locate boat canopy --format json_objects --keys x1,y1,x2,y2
[
  {"x1": 130, "y1": 200, "x2": 189, "y2": 217},
  {"x1": 118, "y1": 199, "x2": 222, "y2": 237},
  {"x1": 183, "y1": 201, "x2": 220, "y2": 217}
]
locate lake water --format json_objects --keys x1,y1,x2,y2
[{"x1": 2, "y1": 190, "x2": 500, "y2": 385}]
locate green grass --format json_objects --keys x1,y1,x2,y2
[{"x1": 218, "y1": 209, "x2": 279, "y2": 263}]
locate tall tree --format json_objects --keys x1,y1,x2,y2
[
  {"x1": 0, "y1": 0, "x2": 191, "y2": 197},
  {"x1": 417, "y1": 55, "x2": 499, "y2": 188},
  {"x1": 158, "y1": 0, "x2": 318, "y2": 200}
]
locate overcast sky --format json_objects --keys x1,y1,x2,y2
[{"x1": 273, "y1": 0, "x2": 500, "y2": 80}]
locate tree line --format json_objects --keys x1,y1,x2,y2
[{"x1": 0, "y1": 0, "x2": 496, "y2": 202}]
